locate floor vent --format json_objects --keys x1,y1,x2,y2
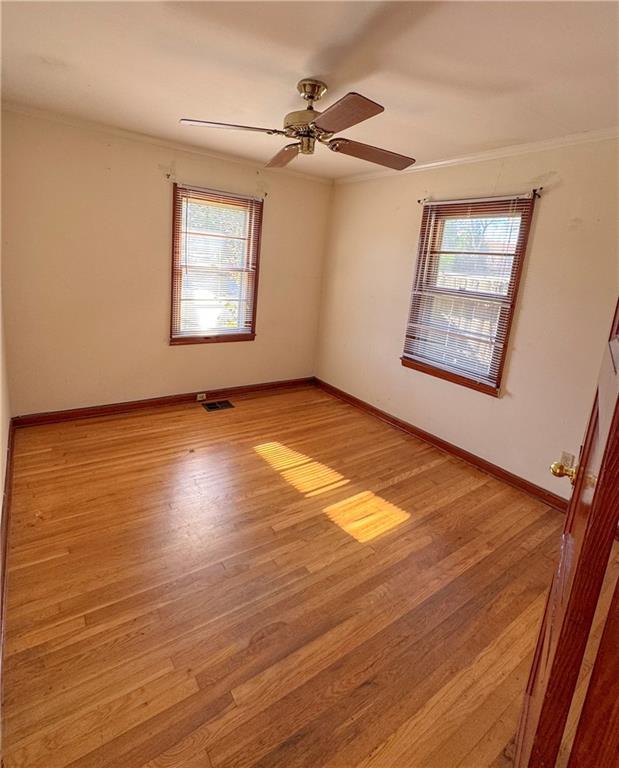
[{"x1": 202, "y1": 400, "x2": 234, "y2": 412}]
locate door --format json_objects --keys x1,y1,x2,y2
[
  {"x1": 515, "y1": 299, "x2": 619, "y2": 768},
  {"x1": 567, "y1": 574, "x2": 619, "y2": 767}
]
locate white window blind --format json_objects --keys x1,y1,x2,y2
[
  {"x1": 402, "y1": 195, "x2": 536, "y2": 395},
  {"x1": 171, "y1": 184, "x2": 263, "y2": 344}
]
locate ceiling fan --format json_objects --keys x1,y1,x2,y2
[{"x1": 180, "y1": 78, "x2": 415, "y2": 171}]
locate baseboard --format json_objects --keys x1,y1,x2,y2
[
  {"x1": 0, "y1": 420, "x2": 16, "y2": 690},
  {"x1": 12, "y1": 377, "x2": 316, "y2": 427},
  {"x1": 314, "y1": 378, "x2": 569, "y2": 513}
]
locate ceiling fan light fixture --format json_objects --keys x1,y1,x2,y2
[{"x1": 299, "y1": 136, "x2": 315, "y2": 155}]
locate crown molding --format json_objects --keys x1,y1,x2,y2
[
  {"x1": 3, "y1": 101, "x2": 616, "y2": 187},
  {"x1": 335, "y1": 126, "x2": 619, "y2": 185},
  {"x1": 1, "y1": 101, "x2": 333, "y2": 187}
]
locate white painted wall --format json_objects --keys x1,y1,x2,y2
[
  {"x1": 1, "y1": 109, "x2": 331, "y2": 414},
  {"x1": 0, "y1": 269, "x2": 9, "y2": 480},
  {"x1": 316, "y1": 139, "x2": 619, "y2": 496},
  {"x1": 0, "y1": 111, "x2": 12, "y2": 505}
]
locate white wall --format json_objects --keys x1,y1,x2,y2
[
  {"x1": 0, "y1": 264, "x2": 9, "y2": 483},
  {"x1": 317, "y1": 139, "x2": 618, "y2": 496},
  {"x1": 0, "y1": 111, "x2": 11, "y2": 502},
  {"x1": 1, "y1": 109, "x2": 331, "y2": 414}
]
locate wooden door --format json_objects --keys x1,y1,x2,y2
[
  {"x1": 567, "y1": 574, "x2": 619, "y2": 767},
  {"x1": 515, "y1": 300, "x2": 619, "y2": 768}
]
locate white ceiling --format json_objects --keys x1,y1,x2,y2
[{"x1": 2, "y1": 1, "x2": 618, "y2": 179}]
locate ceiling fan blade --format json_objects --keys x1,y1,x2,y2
[
  {"x1": 180, "y1": 119, "x2": 285, "y2": 135},
  {"x1": 266, "y1": 143, "x2": 300, "y2": 168},
  {"x1": 329, "y1": 139, "x2": 415, "y2": 170},
  {"x1": 313, "y1": 93, "x2": 383, "y2": 133}
]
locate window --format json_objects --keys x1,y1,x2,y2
[
  {"x1": 170, "y1": 183, "x2": 263, "y2": 344},
  {"x1": 402, "y1": 194, "x2": 536, "y2": 396}
]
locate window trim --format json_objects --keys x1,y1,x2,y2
[
  {"x1": 400, "y1": 356, "x2": 502, "y2": 397},
  {"x1": 169, "y1": 183, "x2": 263, "y2": 346},
  {"x1": 401, "y1": 194, "x2": 536, "y2": 396}
]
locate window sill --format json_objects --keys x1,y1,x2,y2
[
  {"x1": 170, "y1": 333, "x2": 256, "y2": 346},
  {"x1": 400, "y1": 356, "x2": 501, "y2": 397}
]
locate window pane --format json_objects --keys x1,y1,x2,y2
[
  {"x1": 408, "y1": 293, "x2": 503, "y2": 377},
  {"x1": 440, "y1": 215, "x2": 521, "y2": 254},
  {"x1": 185, "y1": 199, "x2": 248, "y2": 238},
  {"x1": 410, "y1": 325, "x2": 494, "y2": 378},
  {"x1": 417, "y1": 292, "x2": 501, "y2": 341},
  {"x1": 180, "y1": 269, "x2": 249, "y2": 304},
  {"x1": 435, "y1": 253, "x2": 514, "y2": 296},
  {"x1": 179, "y1": 297, "x2": 251, "y2": 334},
  {"x1": 182, "y1": 233, "x2": 247, "y2": 269}
]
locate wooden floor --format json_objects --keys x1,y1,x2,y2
[{"x1": 1, "y1": 385, "x2": 565, "y2": 768}]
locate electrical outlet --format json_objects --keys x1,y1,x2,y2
[
  {"x1": 560, "y1": 451, "x2": 576, "y2": 468},
  {"x1": 196, "y1": 393, "x2": 207, "y2": 402}
]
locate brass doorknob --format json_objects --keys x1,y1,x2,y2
[{"x1": 550, "y1": 461, "x2": 577, "y2": 484}]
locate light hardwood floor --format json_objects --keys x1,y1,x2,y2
[{"x1": 1, "y1": 385, "x2": 565, "y2": 768}]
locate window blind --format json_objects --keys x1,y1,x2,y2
[
  {"x1": 171, "y1": 183, "x2": 263, "y2": 344},
  {"x1": 402, "y1": 194, "x2": 535, "y2": 395}
]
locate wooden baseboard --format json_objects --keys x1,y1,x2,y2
[
  {"x1": 11, "y1": 377, "x2": 316, "y2": 428},
  {"x1": 314, "y1": 378, "x2": 569, "y2": 513},
  {"x1": 0, "y1": 420, "x2": 16, "y2": 689}
]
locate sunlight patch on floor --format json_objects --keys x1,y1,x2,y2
[
  {"x1": 255, "y1": 442, "x2": 349, "y2": 497},
  {"x1": 255, "y1": 442, "x2": 409, "y2": 541},
  {"x1": 323, "y1": 491, "x2": 410, "y2": 543}
]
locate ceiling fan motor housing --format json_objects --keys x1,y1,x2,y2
[{"x1": 283, "y1": 108, "x2": 320, "y2": 132}]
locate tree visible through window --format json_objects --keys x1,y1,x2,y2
[
  {"x1": 170, "y1": 184, "x2": 263, "y2": 344},
  {"x1": 402, "y1": 194, "x2": 536, "y2": 396}
]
